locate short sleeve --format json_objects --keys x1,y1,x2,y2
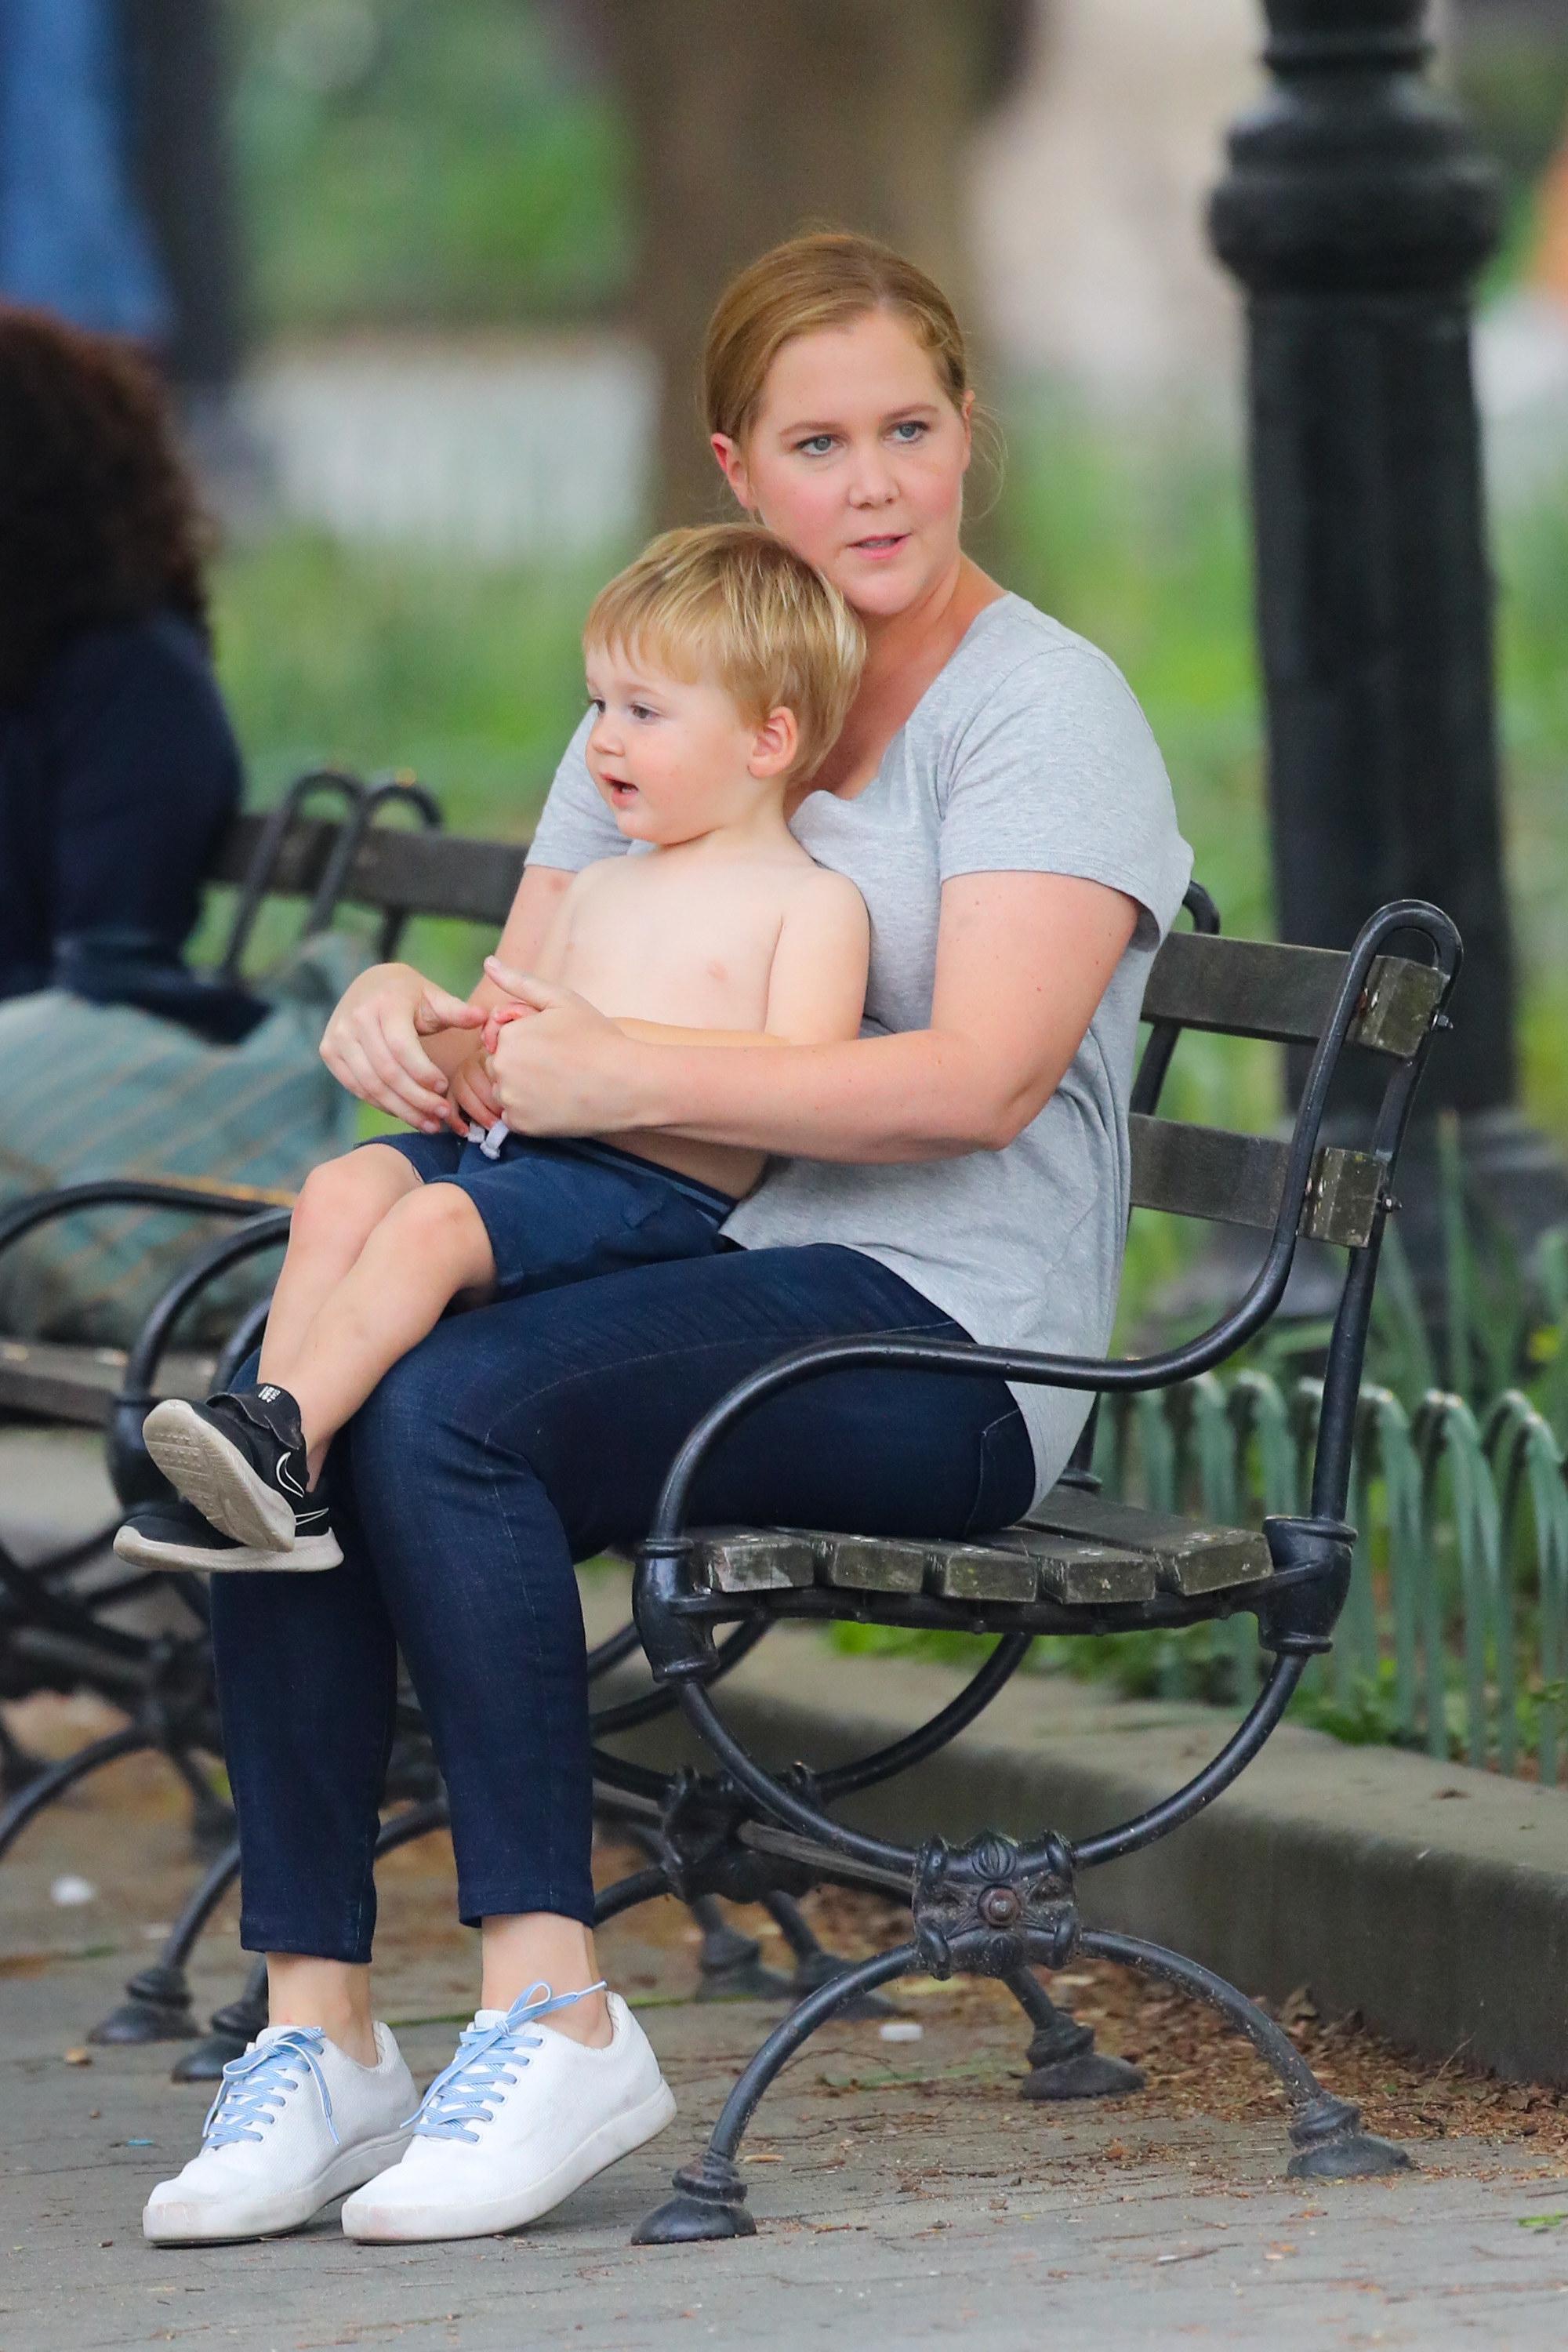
[
  {"x1": 527, "y1": 711, "x2": 629, "y2": 872},
  {"x1": 938, "y1": 645, "x2": 1192, "y2": 943}
]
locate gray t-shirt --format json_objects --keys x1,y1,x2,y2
[{"x1": 528, "y1": 592, "x2": 1192, "y2": 1508}]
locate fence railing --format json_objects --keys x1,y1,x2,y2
[{"x1": 1093, "y1": 1373, "x2": 1568, "y2": 1784}]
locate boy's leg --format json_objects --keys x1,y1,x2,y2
[
  {"x1": 260, "y1": 1145, "x2": 426, "y2": 1384},
  {"x1": 283, "y1": 1183, "x2": 497, "y2": 1481}
]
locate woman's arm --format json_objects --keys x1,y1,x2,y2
[
  {"x1": 486, "y1": 871, "x2": 1138, "y2": 1163},
  {"x1": 319, "y1": 862, "x2": 574, "y2": 1130}
]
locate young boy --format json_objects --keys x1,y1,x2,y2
[{"x1": 129, "y1": 526, "x2": 868, "y2": 1570}]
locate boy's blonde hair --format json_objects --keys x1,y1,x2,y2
[{"x1": 583, "y1": 524, "x2": 864, "y2": 783}]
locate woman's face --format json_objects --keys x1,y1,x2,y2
[{"x1": 712, "y1": 307, "x2": 973, "y2": 624}]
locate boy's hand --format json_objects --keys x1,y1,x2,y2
[
  {"x1": 480, "y1": 1000, "x2": 533, "y2": 1057},
  {"x1": 446, "y1": 1051, "x2": 503, "y2": 1132},
  {"x1": 481, "y1": 960, "x2": 642, "y2": 1135}
]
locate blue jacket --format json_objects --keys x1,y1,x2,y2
[{"x1": 0, "y1": 612, "x2": 241, "y2": 1002}]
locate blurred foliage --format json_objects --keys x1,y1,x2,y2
[
  {"x1": 230, "y1": 0, "x2": 632, "y2": 332},
  {"x1": 208, "y1": 397, "x2": 1568, "y2": 1221},
  {"x1": 1454, "y1": 11, "x2": 1568, "y2": 196}
]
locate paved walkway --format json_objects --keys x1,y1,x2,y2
[
  {"x1": 5, "y1": 1953, "x2": 1568, "y2": 2352},
  {"x1": 5, "y1": 1433, "x2": 1568, "y2": 2346}
]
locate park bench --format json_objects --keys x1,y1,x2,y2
[
  {"x1": 586, "y1": 888, "x2": 1460, "y2": 2243},
  {"x1": 0, "y1": 789, "x2": 1461, "y2": 2219}
]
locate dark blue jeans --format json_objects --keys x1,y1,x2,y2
[{"x1": 209, "y1": 1243, "x2": 1033, "y2": 1962}]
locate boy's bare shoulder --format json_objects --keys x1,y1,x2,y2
[{"x1": 779, "y1": 859, "x2": 868, "y2": 931}]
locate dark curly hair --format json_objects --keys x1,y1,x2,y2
[{"x1": 0, "y1": 305, "x2": 213, "y2": 708}]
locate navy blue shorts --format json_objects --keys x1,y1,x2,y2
[{"x1": 371, "y1": 1131, "x2": 735, "y2": 1302}]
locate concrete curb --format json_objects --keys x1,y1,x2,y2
[{"x1": 612, "y1": 1628, "x2": 1568, "y2": 2086}]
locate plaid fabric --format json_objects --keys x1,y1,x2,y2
[{"x1": 0, "y1": 932, "x2": 364, "y2": 1345}]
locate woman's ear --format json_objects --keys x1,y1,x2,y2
[
  {"x1": 711, "y1": 432, "x2": 755, "y2": 512},
  {"x1": 748, "y1": 705, "x2": 800, "y2": 779}
]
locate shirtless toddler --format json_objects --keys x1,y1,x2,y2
[{"x1": 131, "y1": 526, "x2": 868, "y2": 1570}]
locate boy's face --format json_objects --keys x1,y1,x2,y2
[{"x1": 583, "y1": 642, "x2": 793, "y2": 844}]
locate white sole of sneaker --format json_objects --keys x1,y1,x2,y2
[
  {"x1": 113, "y1": 1520, "x2": 343, "y2": 1574},
  {"x1": 143, "y1": 1400, "x2": 300, "y2": 1552},
  {"x1": 143, "y1": 2128, "x2": 412, "y2": 2245},
  {"x1": 340, "y1": 2078, "x2": 677, "y2": 2242}
]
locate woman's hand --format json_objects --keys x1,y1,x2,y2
[
  {"x1": 320, "y1": 963, "x2": 486, "y2": 1132},
  {"x1": 481, "y1": 960, "x2": 642, "y2": 1136}
]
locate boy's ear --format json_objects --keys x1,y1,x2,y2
[{"x1": 748, "y1": 704, "x2": 800, "y2": 779}]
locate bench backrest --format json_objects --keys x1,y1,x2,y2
[
  {"x1": 1128, "y1": 929, "x2": 1443, "y2": 1250},
  {"x1": 214, "y1": 808, "x2": 1443, "y2": 1254}
]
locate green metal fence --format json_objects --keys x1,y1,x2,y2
[{"x1": 1093, "y1": 1373, "x2": 1568, "y2": 1784}]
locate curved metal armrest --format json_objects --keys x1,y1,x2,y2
[
  {"x1": 0, "y1": 1178, "x2": 292, "y2": 1272},
  {"x1": 642, "y1": 898, "x2": 1459, "y2": 1556}
]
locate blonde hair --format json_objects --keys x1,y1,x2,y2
[
  {"x1": 702, "y1": 230, "x2": 972, "y2": 450},
  {"x1": 583, "y1": 524, "x2": 864, "y2": 783}
]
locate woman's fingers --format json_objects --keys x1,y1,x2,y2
[
  {"x1": 373, "y1": 1014, "x2": 451, "y2": 1105},
  {"x1": 481, "y1": 960, "x2": 572, "y2": 1011}
]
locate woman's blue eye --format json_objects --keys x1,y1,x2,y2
[
  {"x1": 890, "y1": 420, "x2": 927, "y2": 443},
  {"x1": 797, "y1": 434, "x2": 834, "y2": 457}
]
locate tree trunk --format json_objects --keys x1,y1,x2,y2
[{"x1": 598, "y1": 0, "x2": 1020, "y2": 525}]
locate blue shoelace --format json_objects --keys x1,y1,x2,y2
[
  {"x1": 407, "y1": 1980, "x2": 607, "y2": 2143},
  {"x1": 202, "y1": 2027, "x2": 339, "y2": 2150}
]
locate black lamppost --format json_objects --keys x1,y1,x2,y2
[{"x1": 1210, "y1": 0, "x2": 1566, "y2": 1249}]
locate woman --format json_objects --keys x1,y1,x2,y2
[
  {"x1": 141, "y1": 234, "x2": 1191, "y2": 2248},
  {"x1": 0, "y1": 304, "x2": 241, "y2": 1009}
]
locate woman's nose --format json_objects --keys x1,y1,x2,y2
[{"x1": 845, "y1": 448, "x2": 898, "y2": 506}]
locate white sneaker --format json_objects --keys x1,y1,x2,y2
[
  {"x1": 143, "y1": 2022, "x2": 416, "y2": 2244},
  {"x1": 340, "y1": 1983, "x2": 676, "y2": 2242}
]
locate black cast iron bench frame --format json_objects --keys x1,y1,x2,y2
[{"x1": 575, "y1": 889, "x2": 1465, "y2": 2243}]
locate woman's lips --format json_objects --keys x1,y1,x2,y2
[{"x1": 849, "y1": 533, "x2": 909, "y2": 561}]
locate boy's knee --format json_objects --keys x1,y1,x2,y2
[
  {"x1": 294, "y1": 1153, "x2": 372, "y2": 1231},
  {"x1": 380, "y1": 1179, "x2": 491, "y2": 1269}
]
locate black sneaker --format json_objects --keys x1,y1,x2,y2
[
  {"x1": 142, "y1": 1385, "x2": 313, "y2": 1552},
  {"x1": 114, "y1": 1492, "x2": 342, "y2": 1575}
]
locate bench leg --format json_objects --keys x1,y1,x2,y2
[
  {"x1": 1077, "y1": 1929, "x2": 1411, "y2": 2180},
  {"x1": 762, "y1": 1890, "x2": 895, "y2": 2020},
  {"x1": 0, "y1": 1725, "x2": 148, "y2": 1863},
  {"x1": 634, "y1": 1939, "x2": 920, "y2": 2243},
  {"x1": 688, "y1": 1893, "x2": 795, "y2": 2003},
  {"x1": 172, "y1": 1958, "x2": 270, "y2": 2082},
  {"x1": 165, "y1": 1745, "x2": 237, "y2": 1858},
  {"x1": 89, "y1": 1835, "x2": 241, "y2": 2045},
  {"x1": 1004, "y1": 1962, "x2": 1146, "y2": 2101},
  {"x1": 0, "y1": 1714, "x2": 45, "y2": 1799}
]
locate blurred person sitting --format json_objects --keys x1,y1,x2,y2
[{"x1": 0, "y1": 303, "x2": 242, "y2": 1022}]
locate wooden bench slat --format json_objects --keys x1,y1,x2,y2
[
  {"x1": 1142, "y1": 931, "x2": 1441, "y2": 1058},
  {"x1": 0, "y1": 1340, "x2": 216, "y2": 1429},
  {"x1": 1129, "y1": 1116, "x2": 1383, "y2": 1247},
  {"x1": 1026, "y1": 1488, "x2": 1271, "y2": 1595},
  {"x1": 212, "y1": 815, "x2": 529, "y2": 928},
  {"x1": 691, "y1": 1523, "x2": 1161, "y2": 1607}
]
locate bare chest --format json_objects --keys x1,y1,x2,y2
[{"x1": 557, "y1": 865, "x2": 786, "y2": 1029}]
